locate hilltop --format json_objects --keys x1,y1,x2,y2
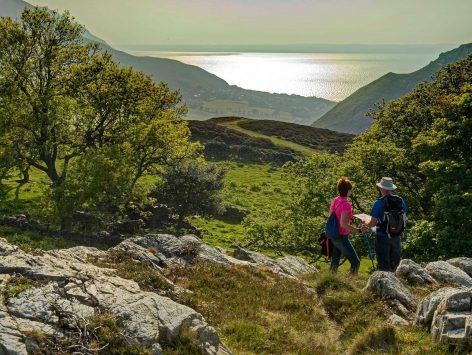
[
  {"x1": 0, "y1": 0, "x2": 336, "y2": 126},
  {"x1": 188, "y1": 117, "x2": 354, "y2": 165},
  {"x1": 312, "y1": 43, "x2": 472, "y2": 134}
]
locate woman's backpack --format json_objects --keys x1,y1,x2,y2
[{"x1": 325, "y1": 212, "x2": 340, "y2": 239}]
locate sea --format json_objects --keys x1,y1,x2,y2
[{"x1": 126, "y1": 50, "x2": 446, "y2": 102}]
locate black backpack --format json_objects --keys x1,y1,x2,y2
[{"x1": 378, "y1": 195, "x2": 405, "y2": 238}]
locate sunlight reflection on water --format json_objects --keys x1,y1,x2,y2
[{"x1": 129, "y1": 51, "x2": 435, "y2": 101}]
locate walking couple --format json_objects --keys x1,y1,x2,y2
[{"x1": 328, "y1": 176, "x2": 407, "y2": 274}]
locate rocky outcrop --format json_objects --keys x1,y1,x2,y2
[
  {"x1": 416, "y1": 287, "x2": 466, "y2": 325},
  {"x1": 396, "y1": 259, "x2": 437, "y2": 285},
  {"x1": 0, "y1": 234, "x2": 317, "y2": 354},
  {"x1": 364, "y1": 271, "x2": 417, "y2": 312},
  {"x1": 121, "y1": 234, "x2": 317, "y2": 278},
  {"x1": 0, "y1": 238, "x2": 231, "y2": 354},
  {"x1": 448, "y1": 258, "x2": 472, "y2": 278},
  {"x1": 425, "y1": 261, "x2": 472, "y2": 287},
  {"x1": 415, "y1": 287, "x2": 472, "y2": 347}
]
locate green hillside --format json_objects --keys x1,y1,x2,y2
[{"x1": 312, "y1": 43, "x2": 472, "y2": 134}]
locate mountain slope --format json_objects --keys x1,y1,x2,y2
[
  {"x1": 0, "y1": 0, "x2": 336, "y2": 125},
  {"x1": 312, "y1": 43, "x2": 472, "y2": 134}
]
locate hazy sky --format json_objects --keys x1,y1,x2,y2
[{"x1": 27, "y1": 0, "x2": 472, "y2": 46}]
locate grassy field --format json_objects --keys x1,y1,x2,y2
[{"x1": 190, "y1": 162, "x2": 291, "y2": 248}]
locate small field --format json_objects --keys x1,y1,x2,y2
[{"x1": 190, "y1": 162, "x2": 291, "y2": 248}]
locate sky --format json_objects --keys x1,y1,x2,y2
[{"x1": 26, "y1": 0, "x2": 472, "y2": 47}]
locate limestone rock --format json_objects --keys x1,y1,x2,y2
[
  {"x1": 364, "y1": 271, "x2": 417, "y2": 311},
  {"x1": 231, "y1": 246, "x2": 317, "y2": 277},
  {"x1": 425, "y1": 261, "x2": 472, "y2": 287},
  {"x1": 396, "y1": 259, "x2": 436, "y2": 285},
  {"x1": 388, "y1": 314, "x2": 410, "y2": 326},
  {"x1": 0, "y1": 239, "x2": 231, "y2": 354},
  {"x1": 0, "y1": 312, "x2": 27, "y2": 355},
  {"x1": 428, "y1": 288, "x2": 472, "y2": 348},
  {"x1": 448, "y1": 257, "x2": 472, "y2": 278},
  {"x1": 125, "y1": 235, "x2": 316, "y2": 278},
  {"x1": 416, "y1": 287, "x2": 463, "y2": 325}
]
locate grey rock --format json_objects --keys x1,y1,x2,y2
[
  {"x1": 111, "y1": 238, "x2": 167, "y2": 269},
  {"x1": 0, "y1": 286, "x2": 27, "y2": 355},
  {"x1": 0, "y1": 240, "x2": 231, "y2": 355},
  {"x1": 388, "y1": 314, "x2": 410, "y2": 326},
  {"x1": 0, "y1": 239, "x2": 19, "y2": 256},
  {"x1": 231, "y1": 246, "x2": 317, "y2": 277},
  {"x1": 448, "y1": 257, "x2": 472, "y2": 278},
  {"x1": 416, "y1": 287, "x2": 464, "y2": 325},
  {"x1": 364, "y1": 271, "x2": 417, "y2": 311},
  {"x1": 396, "y1": 259, "x2": 437, "y2": 285},
  {"x1": 7, "y1": 283, "x2": 62, "y2": 324},
  {"x1": 0, "y1": 312, "x2": 27, "y2": 355},
  {"x1": 417, "y1": 286, "x2": 472, "y2": 347},
  {"x1": 129, "y1": 235, "x2": 316, "y2": 278},
  {"x1": 425, "y1": 261, "x2": 472, "y2": 287}
]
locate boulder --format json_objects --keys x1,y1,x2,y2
[
  {"x1": 448, "y1": 258, "x2": 472, "y2": 278},
  {"x1": 396, "y1": 259, "x2": 437, "y2": 285},
  {"x1": 364, "y1": 271, "x2": 417, "y2": 311},
  {"x1": 416, "y1": 287, "x2": 464, "y2": 325},
  {"x1": 427, "y1": 288, "x2": 472, "y2": 348},
  {"x1": 425, "y1": 261, "x2": 472, "y2": 287}
]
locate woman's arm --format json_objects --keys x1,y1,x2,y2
[{"x1": 340, "y1": 211, "x2": 363, "y2": 234}]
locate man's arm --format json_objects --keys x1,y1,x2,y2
[
  {"x1": 364, "y1": 199, "x2": 382, "y2": 227},
  {"x1": 364, "y1": 216, "x2": 378, "y2": 228}
]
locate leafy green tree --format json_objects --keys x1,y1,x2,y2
[
  {"x1": 151, "y1": 160, "x2": 226, "y2": 227},
  {"x1": 0, "y1": 7, "x2": 101, "y2": 186},
  {"x1": 0, "y1": 7, "x2": 199, "y2": 225},
  {"x1": 0, "y1": 7, "x2": 197, "y2": 189}
]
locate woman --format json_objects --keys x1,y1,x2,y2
[{"x1": 329, "y1": 176, "x2": 367, "y2": 273}]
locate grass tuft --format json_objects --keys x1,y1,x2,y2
[{"x1": 349, "y1": 325, "x2": 398, "y2": 354}]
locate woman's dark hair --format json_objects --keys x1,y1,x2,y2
[{"x1": 337, "y1": 176, "x2": 352, "y2": 197}]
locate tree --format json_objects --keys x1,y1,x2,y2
[
  {"x1": 151, "y1": 160, "x2": 226, "y2": 227},
  {"x1": 0, "y1": 7, "x2": 197, "y2": 191},
  {"x1": 0, "y1": 7, "x2": 101, "y2": 186}
]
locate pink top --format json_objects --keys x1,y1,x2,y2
[{"x1": 329, "y1": 196, "x2": 353, "y2": 236}]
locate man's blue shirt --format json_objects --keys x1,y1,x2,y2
[{"x1": 371, "y1": 196, "x2": 408, "y2": 238}]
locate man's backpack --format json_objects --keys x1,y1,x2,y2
[{"x1": 380, "y1": 195, "x2": 405, "y2": 238}]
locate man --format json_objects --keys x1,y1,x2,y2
[{"x1": 364, "y1": 177, "x2": 407, "y2": 272}]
